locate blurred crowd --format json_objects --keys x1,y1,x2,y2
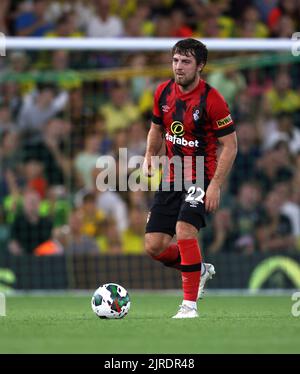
[
  {"x1": 0, "y1": 0, "x2": 299, "y2": 38},
  {"x1": 0, "y1": 0, "x2": 300, "y2": 257}
]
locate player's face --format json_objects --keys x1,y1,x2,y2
[{"x1": 172, "y1": 53, "x2": 201, "y2": 89}]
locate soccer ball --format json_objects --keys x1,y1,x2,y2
[{"x1": 91, "y1": 283, "x2": 130, "y2": 319}]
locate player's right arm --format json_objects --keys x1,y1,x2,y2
[
  {"x1": 143, "y1": 81, "x2": 169, "y2": 177},
  {"x1": 143, "y1": 122, "x2": 164, "y2": 177}
]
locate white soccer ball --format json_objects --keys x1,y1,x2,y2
[{"x1": 91, "y1": 283, "x2": 130, "y2": 319}]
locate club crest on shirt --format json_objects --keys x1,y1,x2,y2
[
  {"x1": 216, "y1": 114, "x2": 233, "y2": 128},
  {"x1": 192, "y1": 106, "x2": 202, "y2": 122},
  {"x1": 193, "y1": 109, "x2": 200, "y2": 121}
]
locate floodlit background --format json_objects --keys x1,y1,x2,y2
[
  {"x1": 0, "y1": 0, "x2": 299, "y2": 294},
  {"x1": 0, "y1": 0, "x2": 300, "y2": 355}
]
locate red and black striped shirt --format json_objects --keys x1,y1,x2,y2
[{"x1": 152, "y1": 78, "x2": 235, "y2": 183}]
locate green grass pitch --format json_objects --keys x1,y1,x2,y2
[{"x1": 0, "y1": 293, "x2": 299, "y2": 353}]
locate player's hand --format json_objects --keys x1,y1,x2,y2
[
  {"x1": 205, "y1": 180, "x2": 220, "y2": 213},
  {"x1": 142, "y1": 153, "x2": 155, "y2": 177}
]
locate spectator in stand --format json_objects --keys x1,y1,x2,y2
[
  {"x1": 0, "y1": 51, "x2": 30, "y2": 82},
  {"x1": 96, "y1": 217, "x2": 123, "y2": 254},
  {"x1": 0, "y1": 130, "x2": 21, "y2": 177},
  {"x1": 255, "y1": 189, "x2": 295, "y2": 252},
  {"x1": 132, "y1": 2, "x2": 155, "y2": 36},
  {"x1": 14, "y1": 0, "x2": 53, "y2": 37},
  {"x1": 169, "y1": 9, "x2": 193, "y2": 38},
  {"x1": 127, "y1": 189, "x2": 149, "y2": 211},
  {"x1": 237, "y1": 6, "x2": 269, "y2": 38},
  {"x1": 267, "y1": 0, "x2": 300, "y2": 35},
  {"x1": 22, "y1": 118, "x2": 72, "y2": 186},
  {"x1": 270, "y1": 14, "x2": 296, "y2": 38},
  {"x1": 0, "y1": 82, "x2": 22, "y2": 121},
  {"x1": 99, "y1": 81, "x2": 140, "y2": 135},
  {"x1": 0, "y1": 130, "x2": 21, "y2": 203},
  {"x1": 0, "y1": 0, "x2": 11, "y2": 35},
  {"x1": 197, "y1": 15, "x2": 223, "y2": 38},
  {"x1": 255, "y1": 140, "x2": 294, "y2": 192},
  {"x1": 127, "y1": 121, "x2": 147, "y2": 157},
  {"x1": 45, "y1": 11, "x2": 84, "y2": 37},
  {"x1": 8, "y1": 189, "x2": 53, "y2": 255},
  {"x1": 253, "y1": 0, "x2": 278, "y2": 23},
  {"x1": 75, "y1": 168, "x2": 129, "y2": 234},
  {"x1": 263, "y1": 112, "x2": 300, "y2": 155},
  {"x1": 231, "y1": 182, "x2": 263, "y2": 254},
  {"x1": 123, "y1": 14, "x2": 143, "y2": 37},
  {"x1": 22, "y1": 160, "x2": 47, "y2": 199},
  {"x1": 229, "y1": 121, "x2": 261, "y2": 195},
  {"x1": 122, "y1": 207, "x2": 147, "y2": 254},
  {"x1": 39, "y1": 185, "x2": 71, "y2": 228},
  {"x1": 273, "y1": 179, "x2": 300, "y2": 238},
  {"x1": 57, "y1": 210, "x2": 99, "y2": 255},
  {"x1": 153, "y1": 15, "x2": 173, "y2": 37},
  {"x1": 74, "y1": 132, "x2": 101, "y2": 190},
  {"x1": 17, "y1": 83, "x2": 68, "y2": 135},
  {"x1": 262, "y1": 70, "x2": 300, "y2": 116},
  {"x1": 205, "y1": 209, "x2": 234, "y2": 254},
  {"x1": 0, "y1": 105, "x2": 16, "y2": 136},
  {"x1": 208, "y1": 69, "x2": 246, "y2": 110},
  {"x1": 78, "y1": 192, "x2": 106, "y2": 239},
  {"x1": 86, "y1": 0, "x2": 124, "y2": 37}
]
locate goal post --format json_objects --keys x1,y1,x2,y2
[{"x1": 4, "y1": 37, "x2": 297, "y2": 51}]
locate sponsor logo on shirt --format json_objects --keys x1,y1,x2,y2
[
  {"x1": 170, "y1": 121, "x2": 185, "y2": 137},
  {"x1": 216, "y1": 114, "x2": 233, "y2": 128},
  {"x1": 166, "y1": 121, "x2": 199, "y2": 147},
  {"x1": 162, "y1": 105, "x2": 170, "y2": 112},
  {"x1": 165, "y1": 132, "x2": 199, "y2": 148}
]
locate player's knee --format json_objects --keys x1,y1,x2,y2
[
  {"x1": 176, "y1": 221, "x2": 198, "y2": 241},
  {"x1": 144, "y1": 236, "x2": 162, "y2": 257}
]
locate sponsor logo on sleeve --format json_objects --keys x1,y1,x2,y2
[{"x1": 216, "y1": 114, "x2": 233, "y2": 128}]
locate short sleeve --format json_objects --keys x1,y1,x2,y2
[{"x1": 207, "y1": 88, "x2": 235, "y2": 137}]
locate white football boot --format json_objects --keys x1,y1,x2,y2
[
  {"x1": 197, "y1": 263, "x2": 216, "y2": 300},
  {"x1": 172, "y1": 304, "x2": 199, "y2": 319}
]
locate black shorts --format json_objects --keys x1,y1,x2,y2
[{"x1": 145, "y1": 185, "x2": 207, "y2": 236}]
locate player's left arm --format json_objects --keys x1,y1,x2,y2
[
  {"x1": 205, "y1": 87, "x2": 238, "y2": 213},
  {"x1": 205, "y1": 132, "x2": 237, "y2": 213}
]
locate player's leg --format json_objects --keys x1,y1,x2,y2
[
  {"x1": 172, "y1": 189, "x2": 216, "y2": 318},
  {"x1": 172, "y1": 220, "x2": 201, "y2": 318},
  {"x1": 145, "y1": 190, "x2": 182, "y2": 269},
  {"x1": 145, "y1": 232, "x2": 179, "y2": 266},
  {"x1": 145, "y1": 213, "x2": 181, "y2": 269}
]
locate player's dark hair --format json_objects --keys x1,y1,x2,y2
[{"x1": 172, "y1": 38, "x2": 208, "y2": 68}]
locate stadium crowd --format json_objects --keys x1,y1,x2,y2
[
  {"x1": 0, "y1": 0, "x2": 300, "y2": 256},
  {"x1": 0, "y1": 0, "x2": 300, "y2": 38}
]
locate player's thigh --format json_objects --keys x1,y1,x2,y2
[
  {"x1": 177, "y1": 198, "x2": 206, "y2": 238},
  {"x1": 145, "y1": 190, "x2": 180, "y2": 239}
]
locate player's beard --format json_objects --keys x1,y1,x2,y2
[{"x1": 175, "y1": 72, "x2": 199, "y2": 89}]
